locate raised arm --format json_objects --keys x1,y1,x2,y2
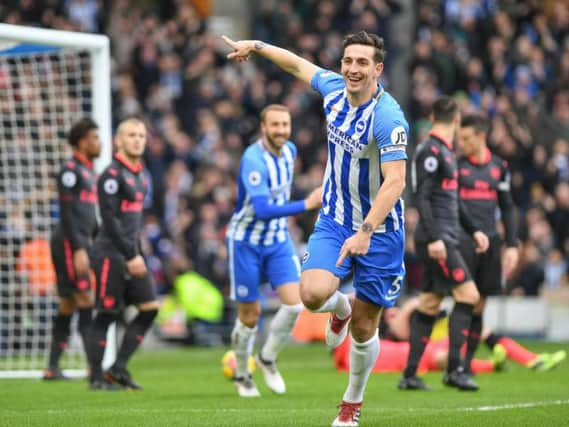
[{"x1": 221, "y1": 36, "x2": 320, "y2": 85}]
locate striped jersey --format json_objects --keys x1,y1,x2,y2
[
  {"x1": 312, "y1": 69, "x2": 408, "y2": 232},
  {"x1": 227, "y1": 139, "x2": 296, "y2": 246}
]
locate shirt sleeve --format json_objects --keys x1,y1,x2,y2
[
  {"x1": 373, "y1": 108, "x2": 409, "y2": 163},
  {"x1": 412, "y1": 143, "x2": 441, "y2": 242},
  {"x1": 310, "y1": 68, "x2": 345, "y2": 97},
  {"x1": 240, "y1": 155, "x2": 270, "y2": 198},
  {"x1": 57, "y1": 166, "x2": 88, "y2": 250},
  {"x1": 251, "y1": 196, "x2": 306, "y2": 220},
  {"x1": 98, "y1": 168, "x2": 138, "y2": 259}
]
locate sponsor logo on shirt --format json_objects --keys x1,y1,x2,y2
[
  {"x1": 327, "y1": 122, "x2": 363, "y2": 154},
  {"x1": 390, "y1": 126, "x2": 407, "y2": 145}
]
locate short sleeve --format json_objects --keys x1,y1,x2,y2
[
  {"x1": 373, "y1": 108, "x2": 409, "y2": 163},
  {"x1": 57, "y1": 166, "x2": 80, "y2": 197},
  {"x1": 311, "y1": 69, "x2": 345, "y2": 97},
  {"x1": 287, "y1": 142, "x2": 298, "y2": 159},
  {"x1": 241, "y1": 155, "x2": 269, "y2": 198},
  {"x1": 414, "y1": 143, "x2": 441, "y2": 178}
]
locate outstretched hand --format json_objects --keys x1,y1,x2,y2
[{"x1": 221, "y1": 35, "x2": 255, "y2": 62}]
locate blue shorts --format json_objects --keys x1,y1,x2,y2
[
  {"x1": 301, "y1": 215, "x2": 405, "y2": 307},
  {"x1": 227, "y1": 238, "x2": 300, "y2": 302}
]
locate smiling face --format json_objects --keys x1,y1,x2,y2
[
  {"x1": 341, "y1": 44, "x2": 383, "y2": 101},
  {"x1": 261, "y1": 109, "x2": 291, "y2": 154}
]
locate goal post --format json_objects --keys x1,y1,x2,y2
[
  {"x1": 0, "y1": 24, "x2": 113, "y2": 378},
  {"x1": 0, "y1": 23, "x2": 112, "y2": 170}
]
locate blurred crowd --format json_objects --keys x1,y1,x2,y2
[
  {"x1": 1, "y1": 0, "x2": 568, "y2": 306},
  {"x1": 406, "y1": 0, "x2": 569, "y2": 296}
]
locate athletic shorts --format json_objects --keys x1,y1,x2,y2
[
  {"x1": 301, "y1": 215, "x2": 405, "y2": 308},
  {"x1": 91, "y1": 249, "x2": 156, "y2": 313},
  {"x1": 50, "y1": 235, "x2": 92, "y2": 297},
  {"x1": 416, "y1": 239, "x2": 472, "y2": 294},
  {"x1": 459, "y1": 233, "x2": 502, "y2": 296},
  {"x1": 227, "y1": 237, "x2": 300, "y2": 303}
]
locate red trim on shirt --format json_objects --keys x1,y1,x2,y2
[
  {"x1": 468, "y1": 148, "x2": 492, "y2": 165},
  {"x1": 115, "y1": 153, "x2": 143, "y2": 173},
  {"x1": 459, "y1": 188, "x2": 497, "y2": 200},
  {"x1": 429, "y1": 131, "x2": 453, "y2": 150},
  {"x1": 73, "y1": 151, "x2": 93, "y2": 169}
]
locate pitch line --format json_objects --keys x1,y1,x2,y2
[{"x1": 459, "y1": 399, "x2": 569, "y2": 412}]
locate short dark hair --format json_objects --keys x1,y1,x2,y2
[
  {"x1": 68, "y1": 118, "x2": 98, "y2": 147},
  {"x1": 460, "y1": 113, "x2": 490, "y2": 134},
  {"x1": 342, "y1": 31, "x2": 386, "y2": 63},
  {"x1": 431, "y1": 96, "x2": 459, "y2": 124},
  {"x1": 260, "y1": 104, "x2": 290, "y2": 123}
]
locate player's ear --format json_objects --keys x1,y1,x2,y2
[
  {"x1": 375, "y1": 62, "x2": 383, "y2": 78},
  {"x1": 113, "y1": 135, "x2": 122, "y2": 151}
]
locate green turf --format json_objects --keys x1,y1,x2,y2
[{"x1": 1, "y1": 342, "x2": 568, "y2": 426}]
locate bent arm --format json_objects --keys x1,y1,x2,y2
[
  {"x1": 251, "y1": 195, "x2": 306, "y2": 220},
  {"x1": 363, "y1": 160, "x2": 406, "y2": 230}
]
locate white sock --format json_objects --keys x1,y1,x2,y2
[
  {"x1": 343, "y1": 332, "x2": 380, "y2": 403},
  {"x1": 231, "y1": 319, "x2": 257, "y2": 378},
  {"x1": 261, "y1": 303, "x2": 303, "y2": 362},
  {"x1": 313, "y1": 291, "x2": 351, "y2": 319}
]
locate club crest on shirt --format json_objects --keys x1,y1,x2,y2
[
  {"x1": 248, "y1": 171, "x2": 262, "y2": 186},
  {"x1": 354, "y1": 119, "x2": 366, "y2": 136}
]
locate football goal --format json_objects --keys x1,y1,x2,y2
[{"x1": 0, "y1": 23, "x2": 111, "y2": 378}]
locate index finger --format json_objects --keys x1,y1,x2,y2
[
  {"x1": 221, "y1": 35, "x2": 237, "y2": 48},
  {"x1": 336, "y1": 246, "x2": 348, "y2": 267}
]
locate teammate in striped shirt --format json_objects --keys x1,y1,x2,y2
[
  {"x1": 223, "y1": 31, "x2": 407, "y2": 426},
  {"x1": 226, "y1": 104, "x2": 322, "y2": 397}
]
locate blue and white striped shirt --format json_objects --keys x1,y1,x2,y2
[
  {"x1": 227, "y1": 139, "x2": 297, "y2": 246},
  {"x1": 312, "y1": 69, "x2": 408, "y2": 232}
]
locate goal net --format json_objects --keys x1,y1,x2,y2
[{"x1": 0, "y1": 24, "x2": 111, "y2": 378}]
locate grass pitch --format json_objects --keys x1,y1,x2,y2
[{"x1": 1, "y1": 342, "x2": 568, "y2": 426}]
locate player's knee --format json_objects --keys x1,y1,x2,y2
[
  {"x1": 239, "y1": 306, "x2": 261, "y2": 327},
  {"x1": 454, "y1": 282, "x2": 480, "y2": 305},
  {"x1": 473, "y1": 297, "x2": 486, "y2": 314},
  {"x1": 299, "y1": 287, "x2": 324, "y2": 311},
  {"x1": 350, "y1": 322, "x2": 375, "y2": 343},
  {"x1": 418, "y1": 294, "x2": 441, "y2": 316},
  {"x1": 74, "y1": 293, "x2": 93, "y2": 309},
  {"x1": 58, "y1": 297, "x2": 76, "y2": 315}
]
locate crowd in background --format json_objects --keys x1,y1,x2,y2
[{"x1": 1, "y1": 0, "x2": 568, "y2": 314}]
